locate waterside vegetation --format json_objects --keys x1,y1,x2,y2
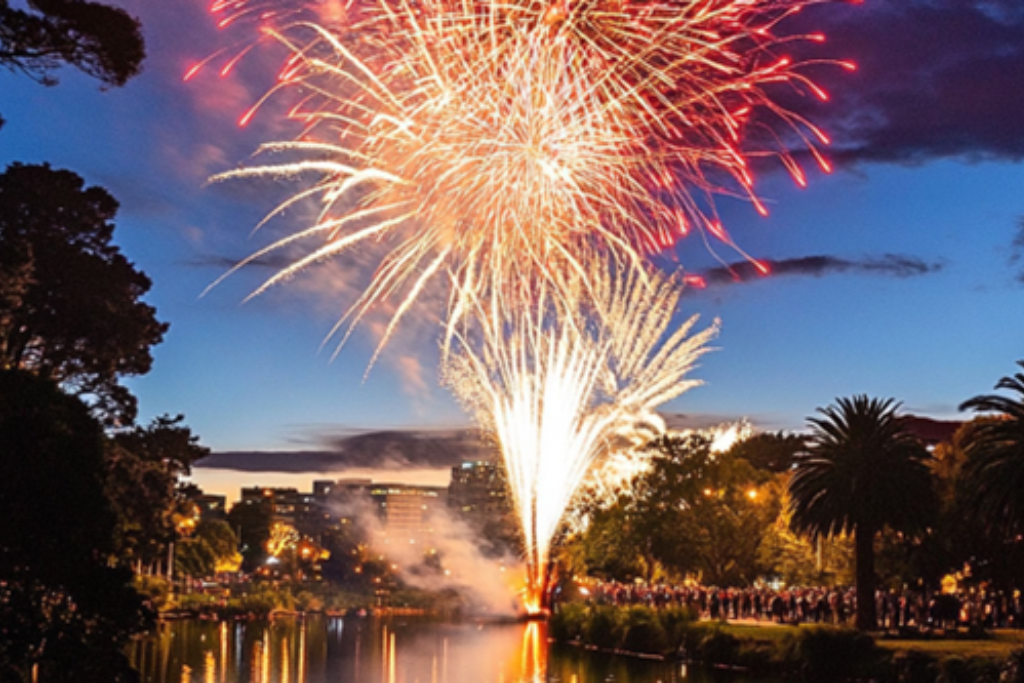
[{"x1": 549, "y1": 603, "x2": 1024, "y2": 682}]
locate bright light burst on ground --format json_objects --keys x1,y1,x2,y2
[
  {"x1": 198, "y1": 0, "x2": 845, "y2": 614},
  {"x1": 445, "y1": 265, "x2": 717, "y2": 611}
]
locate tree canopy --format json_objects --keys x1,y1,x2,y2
[
  {"x1": 0, "y1": 0, "x2": 144, "y2": 86},
  {"x1": 226, "y1": 498, "x2": 273, "y2": 572},
  {"x1": 789, "y1": 395, "x2": 935, "y2": 630},
  {"x1": 569, "y1": 432, "x2": 777, "y2": 585},
  {"x1": 960, "y1": 361, "x2": 1024, "y2": 539},
  {"x1": 0, "y1": 370, "x2": 151, "y2": 681},
  {"x1": 106, "y1": 414, "x2": 210, "y2": 565},
  {"x1": 0, "y1": 162, "x2": 168, "y2": 424}
]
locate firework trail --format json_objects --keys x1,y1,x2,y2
[
  {"x1": 445, "y1": 264, "x2": 717, "y2": 611},
  {"x1": 198, "y1": 0, "x2": 845, "y2": 352},
  {"x1": 196, "y1": 0, "x2": 848, "y2": 613}
]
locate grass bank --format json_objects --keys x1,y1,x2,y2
[{"x1": 549, "y1": 603, "x2": 1024, "y2": 682}]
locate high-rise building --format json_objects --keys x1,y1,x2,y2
[
  {"x1": 448, "y1": 460, "x2": 510, "y2": 517},
  {"x1": 239, "y1": 487, "x2": 314, "y2": 527},
  {"x1": 368, "y1": 483, "x2": 448, "y2": 547}
]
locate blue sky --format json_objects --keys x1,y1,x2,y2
[{"x1": 3, "y1": 0, "x2": 1023, "y2": 495}]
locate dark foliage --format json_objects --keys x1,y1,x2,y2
[
  {"x1": 0, "y1": 370, "x2": 151, "y2": 682},
  {"x1": 575, "y1": 432, "x2": 777, "y2": 585},
  {"x1": 226, "y1": 499, "x2": 273, "y2": 572},
  {"x1": 959, "y1": 362, "x2": 1024, "y2": 540},
  {"x1": 0, "y1": 163, "x2": 168, "y2": 425},
  {"x1": 727, "y1": 431, "x2": 805, "y2": 473},
  {"x1": 0, "y1": 0, "x2": 144, "y2": 87},
  {"x1": 789, "y1": 396, "x2": 936, "y2": 630},
  {"x1": 106, "y1": 415, "x2": 210, "y2": 566}
]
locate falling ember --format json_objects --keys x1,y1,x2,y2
[
  {"x1": 197, "y1": 0, "x2": 852, "y2": 616},
  {"x1": 201, "y1": 0, "x2": 845, "y2": 349},
  {"x1": 445, "y1": 265, "x2": 717, "y2": 613}
]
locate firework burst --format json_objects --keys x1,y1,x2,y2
[
  {"x1": 199, "y1": 0, "x2": 844, "y2": 351},
  {"x1": 197, "y1": 0, "x2": 851, "y2": 615},
  {"x1": 445, "y1": 264, "x2": 717, "y2": 612}
]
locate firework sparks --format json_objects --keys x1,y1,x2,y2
[
  {"x1": 198, "y1": 0, "x2": 849, "y2": 614},
  {"x1": 200, "y1": 0, "x2": 841, "y2": 352},
  {"x1": 445, "y1": 264, "x2": 717, "y2": 612}
]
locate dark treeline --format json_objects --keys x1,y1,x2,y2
[{"x1": 0, "y1": 4, "x2": 218, "y2": 679}]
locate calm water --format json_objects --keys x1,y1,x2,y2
[{"x1": 129, "y1": 617, "x2": 755, "y2": 683}]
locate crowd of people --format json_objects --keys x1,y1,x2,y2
[{"x1": 582, "y1": 581, "x2": 1024, "y2": 631}]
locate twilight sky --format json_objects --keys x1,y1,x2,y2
[{"x1": 3, "y1": 0, "x2": 1023, "y2": 498}]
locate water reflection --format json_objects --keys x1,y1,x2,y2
[{"x1": 130, "y1": 616, "x2": 736, "y2": 683}]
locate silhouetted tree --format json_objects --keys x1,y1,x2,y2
[
  {"x1": 105, "y1": 414, "x2": 209, "y2": 567},
  {"x1": 960, "y1": 361, "x2": 1024, "y2": 539},
  {"x1": 174, "y1": 520, "x2": 240, "y2": 579},
  {"x1": 0, "y1": 163, "x2": 167, "y2": 424},
  {"x1": 0, "y1": 0, "x2": 144, "y2": 125},
  {"x1": 727, "y1": 431, "x2": 805, "y2": 473},
  {"x1": 789, "y1": 396, "x2": 936, "y2": 630},
  {"x1": 0, "y1": 370, "x2": 151, "y2": 681},
  {"x1": 226, "y1": 499, "x2": 273, "y2": 572}
]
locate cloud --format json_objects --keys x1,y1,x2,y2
[
  {"x1": 183, "y1": 252, "x2": 295, "y2": 270},
  {"x1": 1011, "y1": 218, "x2": 1024, "y2": 283},
  {"x1": 197, "y1": 427, "x2": 492, "y2": 472},
  {"x1": 784, "y1": 0, "x2": 1024, "y2": 165},
  {"x1": 698, "y1": 253, "x2": 943, "y2": 287}
]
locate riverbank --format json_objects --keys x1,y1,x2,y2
[
  {"x1": 548, "y1": 603, "x2": 1024, "y2": 682},
  {"x1": 136, "y1": 576, "x2": 469, "y2": 621}
]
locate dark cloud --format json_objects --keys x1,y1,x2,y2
[
  {"x1": 183, "y1": 253, "x2": 295, "y2": 270},
  {"x1": 663, "y1": 413, "x2": 755, "y2": 431},
  {"x1": 782, "y1": 0, "x2": 1024, "y2": 165},
  {"x1": 699, "y1": 253, "x2": 943, "y2": 286},
  {"x1": 1011, "y1": 218, "x2": 1024, "y2": 284},
  {"x1": 197, "y1": 428, "x2": 491, "y2": 472}
]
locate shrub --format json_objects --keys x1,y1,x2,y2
[
  {"x1": 1002, "y1": 648, "x2": 1024, "y2": 683},
  {"x1": 619, "y1": 606, "x2": 667, "y2": 655},
  {"x1": 582, "y1": 605, "x2": 620, "y2": 650},
  {"x1": 679, "y1": 622, "x2": 718, "y2": 660},
  {"x1": 659, "y1": 606, "x2": 697, "y2": 653},
  {"x1": 550, "y1": 603, "x2": 587, "y2": 642},
  {"x1": 294, "y1": 590, "x2": 323, "y2": 612},
  {"x1": 899, "y1": 651, "x2": 939, "y2": 683},
  {"x1": 135, "y1": 575, "x2": 171, "y2": 611},
  {"x1": 938, "y1": 655, "x2": 1000, "y2": 683},
  {"x1": 781, "y1": 627, "x2": 891, "y2": 682},
  {"x1": 696, "y1": 629, "x2": 740, "y2": 666}
]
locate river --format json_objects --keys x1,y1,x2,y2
[{"x1": 129, "y1": 616, "x2": 757, "y2": 683}]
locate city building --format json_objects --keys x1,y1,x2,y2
[
  {"x1": 185, "y1": 490, "x2": 228, "y2": 521},
  {"x1": 368, "y1": 483, "x2": 448, "y2": 547},
  {"x1": 448, "y1": 460, "x2": 510, "y2": 518},
  {"x1": 239, "y1": 487, "x2": 316, "y2": 527}
]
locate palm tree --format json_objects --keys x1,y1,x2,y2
[
  {"x1": 959, "y1": 361, "x2": 1024, "y2": 539},
  {"x1": 789, "y1": 396, "x2": 935, "y2": 630}
]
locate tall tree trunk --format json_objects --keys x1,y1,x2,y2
[{"x1": 854, "y1": 526, "x2": 877, "y2": 630}]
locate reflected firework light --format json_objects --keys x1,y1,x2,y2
[
  {"x1": 445, "y1": 264, "x2": 717, "y2": 612},
  {"x1": 199, "y1": 0, "x2": 844, "y2": 351}
]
